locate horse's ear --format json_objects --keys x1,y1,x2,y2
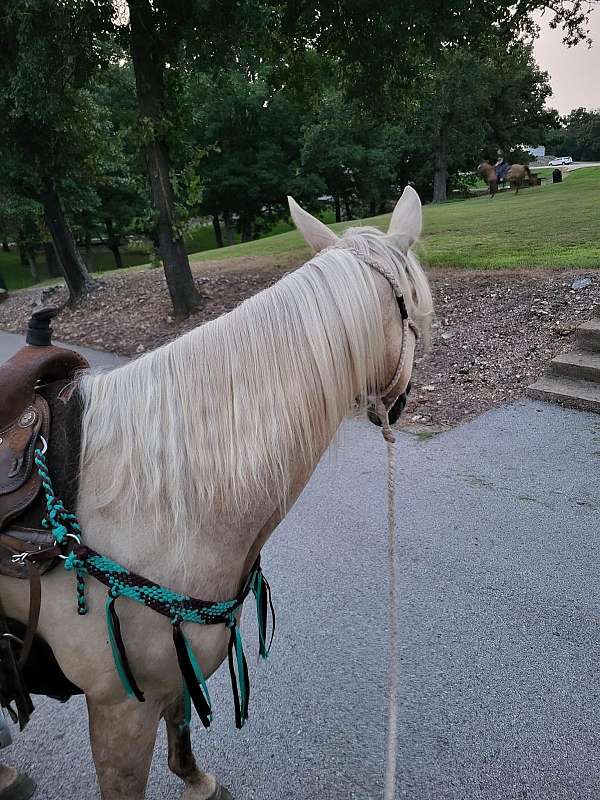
[
  {"x1": 387, "y1": 185, "x2": 422, "y2": 252},
  {"x1": 288, "y1": 196, "x2": 339, "y2": 253}
]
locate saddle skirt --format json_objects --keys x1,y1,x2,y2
[{"x1": 0, "y1": 309, "x2": 88, "y2": 577}]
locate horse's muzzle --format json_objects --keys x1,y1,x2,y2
[{"x1": 367, "y1": 382, "x2": 411, "y2": 428}]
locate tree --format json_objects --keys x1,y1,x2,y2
[
  {"x1": 0, "y1": 0, "x2": 113, "y2": 301},
  {"x1": 290, "y1": 1, "x2": 591, "y2": 204},
  {"x1": 189, "y1": 67, "x2": 318, "y2": 239},
  {"x1": 126, "y1": 0, "x2": 204, "y2": 317},
  {"x1": 87, "y1": 63, "x2": 152, "y2": 269},
  {"x1": 0, "y1": 194, "x2": 44, "y2": 281},
  {"x1": 282, "y1": 0, "x2": 594, "y2": 102},
  {"x1": 301, "y1": 91, "x2": 401, "y2": 220},
  {"x1": 485, "y1": 43, "x2": 556, "y2": 159},
  {"x1": 546, "y1": 108, "x2": 600, "y2": 160},
  {"x1": 373, "y1": 41, "x2": 555, "y2": 203}
]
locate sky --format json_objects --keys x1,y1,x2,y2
[{"x1": 534, "y1": 7, "x2": 600, "y2": 114}]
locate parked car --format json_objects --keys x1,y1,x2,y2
[{"x1": 549, "y1": 156, "x2": 573, "y2": 166}]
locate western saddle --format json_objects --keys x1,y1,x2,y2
[{"x1": 0, "y1": 307, "x2": 89, "y2": 726}]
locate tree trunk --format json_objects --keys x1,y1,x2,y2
[
  {"x1": 334, "y1": 195, "x2": 341, "y2": 223},
  {"x1": 17, "y1": 233, "x2": 38, "y2": 282},
  {"x1": 212, "y1": 214, "x2": 223, "y2": 248},
  {"x1": 223, "y1": 211, "x2": 236, "y2": 246},
  {"x1": 105, "y1": 219, "x2": 124, "y2": 269},
  {"x1": 129, "y1": 0, "x2": 202, "y2": 318},
  {"x1": 343, "y1": 193, "x2": 353, "y2": 221},
  {"x1": 40, "y1": 179, "x2": 96, "y2": 301},
  {"x1": 84, "y1": 231, "x2": 93, "y2": 272},
  {"x1": 432, "y1": 127, "x2": 449, "y2": 203},
  {"x1": 240, "y1": 215, "x2": 254, "y2": 243},
  {"x1": 1, "y1": 239, "x2": 9, "y2": 252},
  {"x1": 44, "y1": 242, "x2": 61, "y2": 277},
  {"x1": 27, "y1": 249, "x2": 38, "y2": 282}
]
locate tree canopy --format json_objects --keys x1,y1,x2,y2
[{"x1": 0, "y1": 0, "x2": 596, "y2": 305}]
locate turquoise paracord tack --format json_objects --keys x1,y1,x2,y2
[{"x1": 34, "y1": 446, "x2": 275, "y2": 730}]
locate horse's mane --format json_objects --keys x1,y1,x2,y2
[{"x1": 79, "y1": 228, "x2": 432, "y2": 558}]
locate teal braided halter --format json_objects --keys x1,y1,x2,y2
[{"x1": 34, "y1": 442, "x2": 275, "y2": 729}]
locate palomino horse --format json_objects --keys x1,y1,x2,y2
[
  {"x1": 477, "y1": 161, "x2": 499, "y2": 197},
  {"x1": 1, "y1": 188, "x2": 433, "y2": 799}
]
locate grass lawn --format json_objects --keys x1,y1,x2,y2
[
  {"x1": 0, "y1": 211, "x2": 335, "y2": 290},
  {"x1": 1, "y1": 167, "x2": 597, "y2": 290},
  {"x1": 190, "y1": 166, "x2": 600, "y2": 270}
]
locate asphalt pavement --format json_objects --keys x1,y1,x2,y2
[
  {"x1": 0, "y1": 331, "x2": 126, "y2": 368},
  {"x1": 2, "y1": 333, "x2": 600, "y2": 799}
]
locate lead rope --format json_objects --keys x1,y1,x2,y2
[{"x1": 374, "y1": 405, "x2": 399, "y2": 800}]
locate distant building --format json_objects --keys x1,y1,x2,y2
[{"x1": 527, "y1": 145, "x2": 546, "y2": 158}]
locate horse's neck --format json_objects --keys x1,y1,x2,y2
[{"x1": 78, "y1": 368, "x2": 351, "y2": 605}]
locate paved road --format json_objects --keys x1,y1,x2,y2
[
  {"x1": 0, "y1": 331, "x2": 126, "y2": 368},
  {"x1": 564, "y1": 161, "x2": 600, "y2": 171},
  {"x1": 2, "y1": 335, "x2": 600, "y2": 799}
]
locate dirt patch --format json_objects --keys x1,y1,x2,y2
[{"x1": 0, "y1": 263, "x2": 598, "y2": 429}]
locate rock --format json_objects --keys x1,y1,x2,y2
[
  {"x1": 571, "y1": 277, "x2": 592, "y2": 290},
  {"x1": 553, "y1": 322, "x2": 577, "y2": 336},
  {"x1": 136, "y1": 344, "x2": 145, "y2": 353}
]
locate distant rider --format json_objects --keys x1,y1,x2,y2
[{"x1": 495, "y1": 155, "x2": 509, "y2": 181}]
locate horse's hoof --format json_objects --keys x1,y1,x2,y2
[
  {"x1": 208, "y1": 786, "x2": 233, "y2": 800},
  {"x1": 183, "y1": 782, "x2": 233, "y2": 800},
  {"x1": 0, "y1": 767, "x2": 36, "y2": 800},
  {"x1": 203, "y1": 785, "x2": 233, "y2": 800}
]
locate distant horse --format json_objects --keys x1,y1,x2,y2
[
  {"x1": 1, "y1": 188, "x2": 433, "y2": 799},
  {"x1": 477, "y1": 161, "x2": 498, "y2": 197},
  {"x1": 507, "y1": 163, "x2": 532, "y2": 194}
]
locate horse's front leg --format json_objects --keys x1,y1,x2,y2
[
  {"x1": 164, "y1": 698, "x2": 232, "y2": 800},
  {"x1": 87, "y1": 695, "x2": 162, "y2": 799}
]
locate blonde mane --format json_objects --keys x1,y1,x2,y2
[{"x1": 79, "y1": 229, "x2": 432, "y2": 557}]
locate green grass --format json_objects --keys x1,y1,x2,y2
[
  {"x1": 0, "y1": 212, "x2": 335, "y2": 291},
  {"x1": 191, "y1": 166, "x2": 600, "y2": 270},
  {"x1": 1, "y1": 168, "x2": 598, "y2": 290},
  {"x1": 422, "y1": 167, "x2": 600, "y2": 268}
]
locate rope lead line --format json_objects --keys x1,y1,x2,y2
[
  {"x1": 383, "y1": 432, "x2": 399, "y2": 800},
  {"x1": 34, "y1": 445, "x2": 275, "y2": 730}
]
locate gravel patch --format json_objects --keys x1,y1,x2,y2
[{"x1": 0, "y1": 265, "x2": 598, "y2": 429}]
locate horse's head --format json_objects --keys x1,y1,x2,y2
[
  {"x1": 287, "y1": 189, "x2": 433, "y2": 430},
  {"x1": 477, "y1": 160, "x2": 491, "y2": 174}
]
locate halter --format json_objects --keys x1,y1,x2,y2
[
  {"x1": 367, "y1": 258, "x2": 419, "y2": 402},
  {"x1": 332, "y1": 238, "x2": 419, "y2": 442}
]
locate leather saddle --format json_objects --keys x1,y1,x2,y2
[
  {"x1": 0, "y1": 307, "x2": 88, "y2": 727},
  {"x1": 0, "y1": 308, "x2": 89, "y2": 576}
]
